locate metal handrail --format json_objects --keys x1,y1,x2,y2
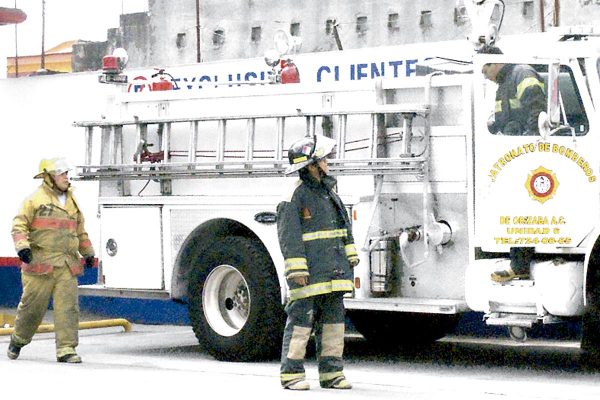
[
  {"x1": 75, "y1": 156, "x2": 427, "y2": 181},
  {"x1": 73, "y1": 104, "x2": 430, "y2": 128}
]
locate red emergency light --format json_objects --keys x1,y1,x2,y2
[
  {"x1": 99, "y1": 50, "x2": 129, "y2": 85},
  {"x1": 102, "y1": 55, "x2": 120, "y2": 74}
]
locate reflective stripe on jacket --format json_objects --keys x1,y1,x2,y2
[
  {"x1": 277, "y1": 174, "x2": 356, "y2": 301},
  {"x1": 492, "y1": 64, "x2": 545, "y2": 135},
  {"x1": 12, "y1": 178, "x2": 95, "y2": 276}
]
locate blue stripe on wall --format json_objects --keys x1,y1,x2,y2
[
  {"x1": 0, "y1": 265, "x2": 579, "y2": 338},
  {"x1": 0, "y1": 265, "x2": 189, "y2": 325}
]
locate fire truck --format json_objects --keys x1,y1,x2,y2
[{"x1": 74, "y1": 1, "x2": 600, "y2": 361}]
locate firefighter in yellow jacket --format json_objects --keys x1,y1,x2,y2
[
  {"x1": 278, "y1": 135, "x2": 358, "y2": 390},
  {"x1": 7, "y1": 158, "x2": 95, "y2": 363}
]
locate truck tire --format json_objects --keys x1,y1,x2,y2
[
  {"x1": 187, "y1": 236, "x2": 284, "y2": 361},
  {"x1": 349, "y1": 310, "x2": 459, "y2": 349},
  {"x1": 581, "y1": 248, "x2": 600, "y2": 369}
]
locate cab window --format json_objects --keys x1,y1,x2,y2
[
  {"x1": 483, "y1": 63, "x2": 588, "y2": 136},
  {"x1": 550, "y1": 65, "x2": 588, "y2": 136}
]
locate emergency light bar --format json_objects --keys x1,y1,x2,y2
[{"x1": 99, "y1": 49, "x2": 129, "y2": 85}]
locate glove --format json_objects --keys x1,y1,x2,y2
[
  {"x1": 84, "y1": 256, "x2": 95, "y2": 268},
  {"x1": 18, "y1": 248, "x2": 32, "y2": 264},
  {"x1": 487, "y1": 113, "x2": 497, "y2": 134},
  {"x1": 503, "y1": 120, "x2": 524, "y2": 136},
  {"x1": 348, "y1": 256, "x2": 360, "y2": 267},
  {"x1": 290, "y1": 275, "x2": 308, "y2": 287}
]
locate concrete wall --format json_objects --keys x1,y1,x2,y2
[
  {"x1": 121, "y1": 12, "x2": 151, "y2": 68},
  {"x1": 56, "y1": 1, "x2": 600, "y2": 72},
  {"x1": 72, "y1": 41, "x2": 108, "y2": 73},
  {"x1": 561, "y1": 0, "x2": 600, "y2": 28},
  {"x1": 0, "y1": 72, "x2": 110, "y2": 257},
  {"x1": 127, "y1": 0, "x2": 600, "y2": 69}
]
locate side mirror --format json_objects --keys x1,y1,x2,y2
[
  {"x1": 264, "y1": 50, "x2": 280, "y2": 67},
  {"x1": 547, "y1": 61, "x2": 561, "y2": 126},
  {"x1": 538, "y1": 111, "x2": 551, "y2": 138}
]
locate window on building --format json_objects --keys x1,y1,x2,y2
[
  {"x1": 454, "y1": 6, "x2": 468, "y2": 25},
  {"x1": 491, "y1": 3, "x2": 503, "y2": 22},
  {"x1": 356, "y1": 16, "x2": 368, "y2": 36},
  {"x1": 326, "y1": 19, "x2": 334, "y2": 35},
  {"x1": 213, "y1": 29, "x2": 225, "y2": 48},
  {"x1": 522, "y1": 0, "x2": 534, "y2": 17},
  {"x1": 290, "y1": 22, "x2": 301, "y2": 37},
  {"x1": 387, "y1": 13, "x2": 399, "y2": 32},
  {"x1": 176, "y1": 33, "x2": 186, "y2": 49},
  {"x1": 251, "y1": 26, "x2": 262, "y2": 43},
  {"x1": 420, "y1": 10, "x2": 433, "y2": 28}
]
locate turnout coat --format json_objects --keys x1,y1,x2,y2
[
  {"x1": 277, "y1": 174, "x2": 358, "y2": 301},
  {"x1": 12, "y1": 177, "x2": 95, "y2": 276},
  {"x1": 491, "y1": 63, "x2": 545, "y2": 135}
]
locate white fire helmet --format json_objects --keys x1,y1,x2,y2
[
  {"x1": 34, "y1": 157, "x2": 74, "y2": 179},
  {"x1": 285, "y1": 134, "x2": 336, "y2": 175}
]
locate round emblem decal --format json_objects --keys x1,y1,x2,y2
[{"x1": 525, "y1": 166, "x2": 558, "y2": 204}]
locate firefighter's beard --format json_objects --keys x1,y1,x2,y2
[
  {"x1": 58, "y1": 181, "x2": 71, "y2": 192},
  {"x1": 51, "y1": 176, "x2": 71, "y2": 192},
  {"x1": 54, "y1": 181, "x2": 70, "y2": 193}
]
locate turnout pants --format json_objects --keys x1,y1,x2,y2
[
  {"x1": 280, "y1": 292, "x2": 346, "y2": 387},
  {"x1": 11, "y1": 265, "x2": 80, "y2": 358}
]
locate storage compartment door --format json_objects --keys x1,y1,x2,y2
[{"x1": 101, "y1": 207, "x2": 163, "y2": 289}]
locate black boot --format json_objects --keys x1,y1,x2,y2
[
  {"x1": 7, "y1": 340, "x2": 22, "y2": 360},
  {"x1": 509, "y1": 247, "x2": 534, "y2": 276}
]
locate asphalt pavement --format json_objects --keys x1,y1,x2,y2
[{"x1": 1, "y1": 307, "x2": 600, "y2": 400}]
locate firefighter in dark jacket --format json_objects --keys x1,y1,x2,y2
[
  {"x1": 277, "y1": 134, "x2": 359, "y2": 391},
  {"x1": 480, "y1": 45, "x2": 545, "y2": 283},
  {"x1": 480, "y1": 45, "x2": 545, "y2": 136}
]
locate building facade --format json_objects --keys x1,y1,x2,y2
[
  {"x1": 7, "y1": 41, "x2": 79, "y2": 77},
  {"x1": 126, "y1": 0, "x2": 600, "y2": 69},
  {"x1": 15, "y1": 0, "x2": 600, "y2": 75}
]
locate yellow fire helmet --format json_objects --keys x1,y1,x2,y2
[{"x1": 34, "y1": 157, "x2": 74, "y2": 179}]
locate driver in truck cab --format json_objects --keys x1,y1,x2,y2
[
  {"x1": 277, "y1": 134, "x2": 359, "y2": 390},
  {"x1": 479, "y1": 45, "x2": 546, "y2": 283},
  {"x1": 479, "y1": 45, "x2": 546, "y2": 136}
]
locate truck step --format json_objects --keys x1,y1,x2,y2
[
  {"x1": 485, "y1": 313, "x2": 539, "y2": 328},
  {"x1": 488, "y1": 279, "x2": 538, "y2": 314},
  {"x1": 78, "y1": 284, "x2": 170, "y2": 300}
]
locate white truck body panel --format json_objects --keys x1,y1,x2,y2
[{"x1": 3, "y1": 28, "x2": 600, "y2": 355}]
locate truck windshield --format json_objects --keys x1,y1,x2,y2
[{"x1": 483, "y1": 63, "x2": 588, "y2": 136}]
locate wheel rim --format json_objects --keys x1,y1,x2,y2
[
  {"x1": 202, "y1": 264, "x2": 251, "y2": 337},
  {"x1": 508, "y1": 326, "x2": 527, "y2": 342}
]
